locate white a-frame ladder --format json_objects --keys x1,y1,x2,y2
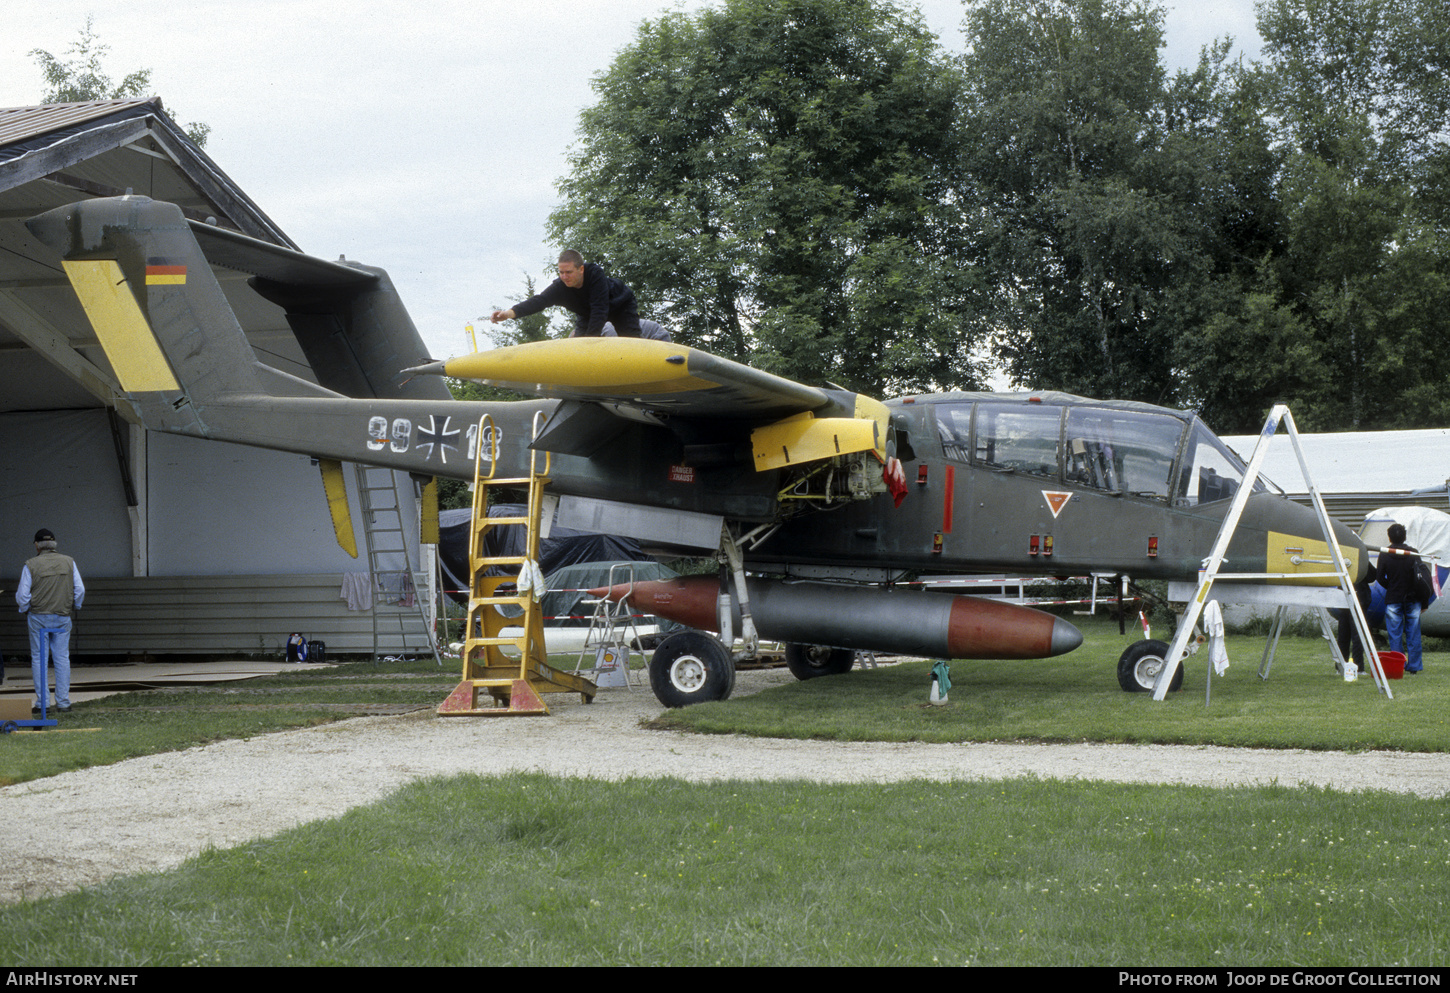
[{"x1": 1152, "y1": 404, "x2": 1390, "y2": 700}]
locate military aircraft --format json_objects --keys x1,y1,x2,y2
[{"x1": 25, "y1": 195, "x2": 1369, "y2": 706}]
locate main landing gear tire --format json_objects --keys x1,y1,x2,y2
[
  {"x1": 649, "y1": 630, "x2": 737, "y2": 708},
  {"x1": 783, "y1": 643, "x2": 856, "y2": 681},
  {"x1": 1118, "y1": 639, "x2": 1185, "y2": 693}
]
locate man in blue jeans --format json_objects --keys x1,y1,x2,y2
[
  {"x1": 16, "y1": 527, "x2": 86, "y2": 713},
  {"x1": 1376, "y1": 522, "x2": 1423, "y2": 674}
]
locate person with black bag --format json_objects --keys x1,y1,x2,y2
[{"x1": 1376, "y1": 522, "x2": 1425, "y2": 674}]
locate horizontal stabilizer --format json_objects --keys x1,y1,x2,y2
[
  {"x1": 188, "y1": 216, "x2": 447, "y2": 403},
  {"x1": 189, "y1": 221, "x2": 376, "y2": 289}
]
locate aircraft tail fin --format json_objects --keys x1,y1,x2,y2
[
  {"x1": 26, "y1": 196, "x2": 336, "y2": 431},
  {"x1": 249, "y1": 264, "x2": 453, "y2": 403}
]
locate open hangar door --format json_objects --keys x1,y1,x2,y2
[{"x1": 0, "y1": 100, "x2": 431, "y2": 658}]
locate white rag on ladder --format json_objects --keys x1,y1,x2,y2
[
  {"x1": 1204, "y1": 600, "x2": 1229, "y2": 675},
  {"x1": 516, "y1": 560, "x2": 547, "y2": 602},
  {"x1": 340, "y1": 572, "x2": 372, "y2": 611}
]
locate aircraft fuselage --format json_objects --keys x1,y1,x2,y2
[
  {"x1": 751, "y1": 393, "x2": 1365, "y2": 584},
  {"x1": 164, "y1": 387, "x2": 1365, "y2": 588}
]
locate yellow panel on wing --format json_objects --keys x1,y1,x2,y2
[
  {"x1": 1266, "y1": 531, "x2": 1360, "y2": 586},
  {"x1": 752, "y1": 413, "x2": 880, "y2": 471},
  {"x1": 420, "y1": 476, "x2": 440, "y2": 545},
  {"x1": 854, "y1": 394, "x2": 891, "y2": 460},
  {"x1": 318, "y1": 459, "x2": 358, "y2": 558},
  {"x1": 62, "y1": 260, "x2": 181, "y2": 392},
  {"x1": 445, "y1": 338, "x2": 714, "y2": 395}
]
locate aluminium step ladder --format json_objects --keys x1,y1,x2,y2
[
  {"x1": 355, "y1": 465, "x2": 440, "y2": 665},
  {"x1": 437, "y1": 413, "x2": 596, "y2": 716},
  {"x1": 1151, "y1": 403, "x2": 1389, "y2": 702},
  {"x1": 573, "y1": 561, "x2": 647, "y2": 690}
]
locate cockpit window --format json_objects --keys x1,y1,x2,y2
[
  {"x1": 933, "y1": 400, "x2": 1256, "y2": 506},
  {"x1": 889, "y1": 414, "x2": 917, "y2": 462},
  {"x1": 936, "y1": 404, "x2": 973, "y2": 462},
  {"x1": 967, "y1": 403, "x2": 1062, "y2": 478},
  {"x1": 1176, "y1": 421, "x2": 1268, "y2": 506},
  {"x1": 1064, "y1": 408, "x2": 1184, "y2": 501}
]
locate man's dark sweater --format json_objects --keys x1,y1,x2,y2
[
  {"x1": 512, "y1": 262, "x2": 641, "y2": 337},
  {"x1": 1377, "y1": 542, "x2": 1422, "y2": 605}
]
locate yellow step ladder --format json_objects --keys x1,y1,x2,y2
[{"x1": 437, "y1": 413, "x2": 596, "y2": 716}]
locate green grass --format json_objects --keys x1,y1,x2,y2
[
  {"x1": 10, "y1": 622, "x2": 1439, "y2": 791},
  {"x1": 0, "y1": 658, "x2": 457, "y2": 786},
  {"x1": 654, "y1": 619, "x2": 1450, "y2": 752},
  {"x1": 4, "y1": 629, "x2": 1448, "y2": 966},
  {"x1": 2, "y1": 773, "x2": 1445, "y2": 967}
]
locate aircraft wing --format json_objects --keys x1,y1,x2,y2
[
  {"x1": 416, "y1": 339, "x2": 890, "y2": 470},
  {"x1": 428, "y1": 338, "x2": 831, "y2": 421}
]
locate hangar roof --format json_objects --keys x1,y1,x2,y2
[
  {"x1": 1222, "y1": 428, "x2": 1450, "y2": 496},
  {"x1": 0, "y1": 99, "x2": 149, "y2": 146},
  {"x1": 0, "y1": 98, "x2": 311, "y2": 416},
  {"x1": 1222, "y1": 427, "x2": 1450, "y2": 527},
  {"x1": 0, "y1": 98, "x2": 290, "y2": 242}
]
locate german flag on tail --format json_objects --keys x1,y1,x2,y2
[{"x1": 145, "y1": 259, "x2": 187, "y2": 285}]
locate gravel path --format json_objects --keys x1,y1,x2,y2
[{"x1": 4, "y1": 667, "x2": 1449, "y2": 905}]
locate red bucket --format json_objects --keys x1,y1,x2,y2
[{"x1": 1378, "y1": 651, "x2": 1406, "y2": 679}]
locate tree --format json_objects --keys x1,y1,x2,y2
[
  {"x1": 548, "y1": 0, "x2": 981, "y2": 396},
  {"x1": 31, "y1": 16, "x2": 211, "y2": 147},
  {"x1": 1242, "y1": 0, "x2": 1450, "y2": 429},
  {"x1": 1156, "y1": 43, "x2": 1315, "y2": 432},
  {"x1": 959, "y1": 0, "x2": 1279, "y2": 416}
]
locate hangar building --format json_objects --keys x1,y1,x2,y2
[{"x1": 0, "y1": 99, "x2": 437, "y2": 661}]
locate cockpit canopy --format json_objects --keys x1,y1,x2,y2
[{"x1": 928, "y1": 396, "x2": 1272, "y2": 506}]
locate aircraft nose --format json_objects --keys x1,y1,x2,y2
[{"x1": 1050, "y1": 616, "x2": 1084, "y2": 656}]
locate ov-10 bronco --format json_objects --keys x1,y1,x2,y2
[{"x1": 26, "y1": 195, "x2": 1367, "y2": 706}]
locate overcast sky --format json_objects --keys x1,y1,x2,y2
[{"x1": 2, "y1": 0, "x2": 1264, "y2": 362}]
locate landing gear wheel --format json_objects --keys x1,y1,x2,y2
[
  {"x1": 649, "y1": 630, "x2": 736, "y2": 708},
  {"x1": 783, "y1": 643, "x2": 856, "y2": 680},
  {"x1": 1118, "y1": 639, "x2": 1184, "y2": 693}
]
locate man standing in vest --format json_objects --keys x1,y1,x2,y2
[{"x1": 16, "y1": 528, "x2": 85, "y2": 714}]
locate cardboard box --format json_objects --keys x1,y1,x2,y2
[{"x1": 0, "y1": 697, "x2": 35, "y2": 721}]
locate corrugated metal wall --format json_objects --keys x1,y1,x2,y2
[
  {"x1": 1290, "y1": 492, "x2": 1449, "y2": 530},
  {"x1": 0, "y1": 573, "x2": 434, "y2": 659}
]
